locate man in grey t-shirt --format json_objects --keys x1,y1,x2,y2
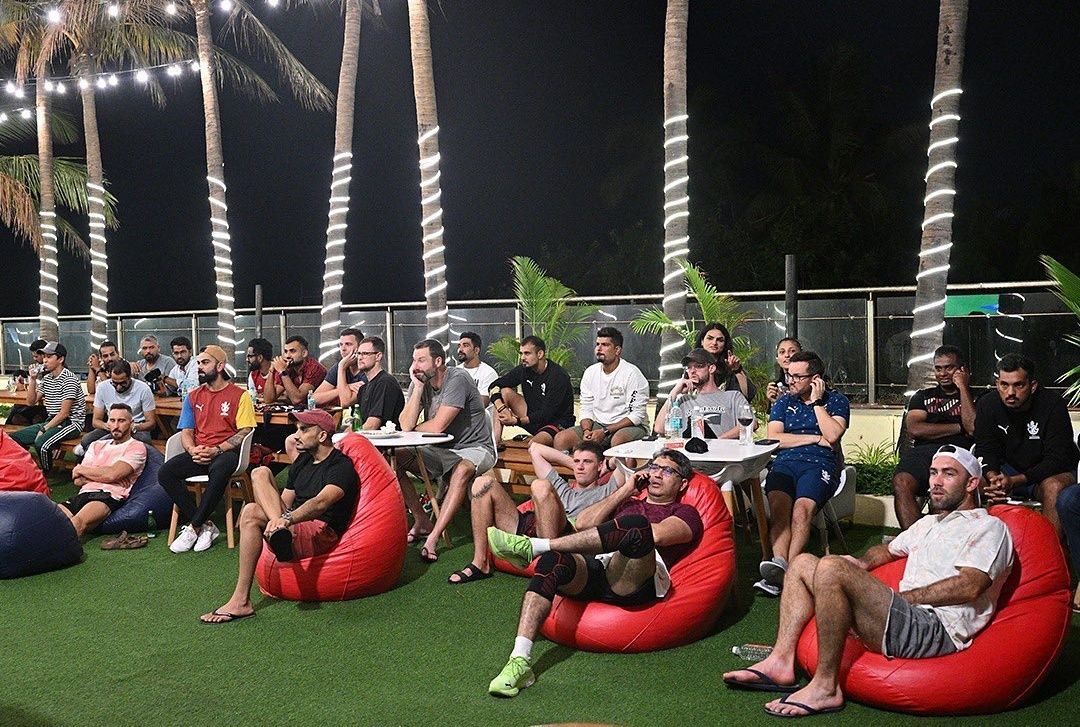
[
  {"x1": 654, "y1": 348, "x2": 751, "y2": 439},
  {"x1": 397, "y1": 339, "x2": 496, "y2": 562},
  {"x1": 77, "y1": 359, "x2": 158, "y2": 453},
  {"x1": 449, "y1": 440, "x2": 624, "y2": 584}
]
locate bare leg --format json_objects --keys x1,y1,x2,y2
[
  {"x1": 530, "y1": 478, "x2": 569, "y2": 538},
  {"x1": 515, "y1": 553, "x2": 589, "y2": 640},
  {"x1": 396, "y1": 450, "x2": 434, "y2": 536},
  {"x1": 553, "y1": 427, "x2": 582, "y2": 452},
  {"x1": 200, "y1": 500, "x2": 272, "y2": 623},
  {"x1": 250, "y1": 466, "x2": 283, "y2": 520},
  {"x1": 423, "y1": 459, "x2": 477, "y2": 554},
  {"x1": 69, "y1": 501, "x2": 112, "y2": 539},
  {"x1": 1036, "y1": 474, "x2": 1073, "y2": 538},
  {"x1": 609, "y1": 426, "x2": 643, "y2": 446},
  {"x1": 460, "y1": 475, "x2": 520, "y2": 577},
  {"x1": 784, "y1": 498, "x2": 818, "y2": 563},
  {"x1": 892, "y1": 471, "x2": 924, "y2": 531},
  {"x1": 528, "y1": 430, "x2": 554, "y2": 447},
  {"x1": 767, "y1": 490, "x2": 793, "y2": 561}
]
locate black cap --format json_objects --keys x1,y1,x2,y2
[
  {"x1": 41, "y1": 341, "x2": 67, "y2": 358},
  {"x1": 681, "y1": 348, "x2": 717, "y2": 367}
]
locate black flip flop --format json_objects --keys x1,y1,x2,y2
[
  {"x1": 764, "y1": 695, "x2": 845, "y2": 718},
  {"x1": 1071, "y1": 602, "x2": 1080, "y2": 615},
  {"x1": 407, "y1": 530, "x2": 431, "y2": 545},
  {"x1": 419, "y1": 546, "x2": 438, "y2": 563},
  {"x1": 724, "y1": 668, "x2": 800, "y2": 693},
  {"x1": 267, "y1": 528, "x2": 294, "y2": 562},
  {"x1": 448, "y1": 564, "x2": 492, "y2": 584},
  {"x1": 200, "y1": 610, "x2": 255, "y2": 625}
]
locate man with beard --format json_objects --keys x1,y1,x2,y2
[
  {"x1": 58, "y1": 403, "x2": 147, "y2": 538},
  {"x1": 131, "y1": 335, "x2": 176, "y2": 396},
  {"x1": 653, "y1": 348, "x2": 751, "y2": 441},
  {"x1": 489, "y1": 336, "x2": 574, "y2": 447},
  {"x1": 724, "y1": 447, "x2": 1013, "y2": 718},
  {"x1": 76, "y1": 359, "x2": 157, "y2": 454},
  {"x1": 397, "y1": 339, "x2": 495, "y2": 562},
  {"x1": 160, "y1": 345, "x2": 257, "y2": 553},
  {"x1": 199, "y1": 409, "x2": 358, "y2": 624},
  {"x1": 245, "y1": 338, "x2": 274, "y2": 401},
  {"x1": 312, "y1": 328, "x2": 367, "y2": 408},
  {"x1": 85, "y1": 339, "x2": 121, "y2": 397},
  {"x1": 7, "y1": 338, "x2": 49, "y2": 424},
  {"x1": 892, "y1": 345, "x2": 979, "y2": 530},
  {"x1": 12, "y1": 342, "x2": 86, "y2": 472},
  {"x1": 553, "y1": 327, "x2": 649, "y2": 452},
  {"x1": 456, "y1": 331, "x2": 499, "y2": 406},
  {"x1": 336, "y1": 336, "x2": 404, "y2": 430},
  {"x1": 265, "y1": 335, "x2": 327, "y2": 408},
  {"x1": 164, "y1": 336, "x2": 199, "y2": 396}
]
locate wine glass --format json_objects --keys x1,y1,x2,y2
[{"x1": 737, "y1": 404, "x2": 755, "y2": 445}]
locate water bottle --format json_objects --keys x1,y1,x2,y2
[
  {"x1": 247, "y1": 379, "x2": 258, "y2": 405},
  {"x1": 732, "y1": 643, "x2": 773, "y2": 661},
  {"x1": 666, "y1": 408, "x2": 683, "y2": 440},
  {"x1": 306, "y1": 390, "x2": 316, "y2": 411},
  {"x1": 146, "y1": 510, "x2": 157, "y2": 538},
  {"x1": 691, "y1": 403, "x2": 706, "y2": 439}
]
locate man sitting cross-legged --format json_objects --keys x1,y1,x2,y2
[
  {"x1": 722, "y1": 446, "x2": 1013, "y2": 718},
  {"x1": 58, "y1": 403, "x2": 147, "y2": 538},
  {"x1": 448, "y1": 440, "x2": 623, "y2": 584},
  {"x1": 199, "y1": 409, "x2": 359, "y2": 624},
  {"x1": 489, "y1": 335, "x2": 575, "y2": 448},
  {"x1": 485, "y1": 450, "x2": 703, "y2": 697}
]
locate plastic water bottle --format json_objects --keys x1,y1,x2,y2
[
  {"x1": 732, "y1": 643, "x2": 773, "y2": 661},
  {"x1": 306, "y1": 390, "x2": 316, "y2": 411},
  {"x1": 690, "y1": 403, "x2": 705, "y2": 439},
  {"x1": 666, "y1": 408, "x2": 683, "y2": 440},
  {"x1": 146, "y1": 510, "x2": 157, "y2": 538}
]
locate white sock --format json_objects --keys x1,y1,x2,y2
[
  {"x1": 511, "y1": 636, "x2": 533, "y2": 661},
  {"x1": 529, "y1": 538, "x2": 550, "y2": 555}
]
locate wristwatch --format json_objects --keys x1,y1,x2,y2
[
  {"x1": 812, "y1": 397, "x2": 828, "y2": 408},
  {"x1": 601, "y1": 426, "x2": 611, "y2": 436},
  {"x1": 282, "y1": 510, "x2": 293, "y2": 524}
]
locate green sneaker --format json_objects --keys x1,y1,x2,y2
[
  {"x1": 488, "y1": 656, "x2": 535, "y2": 697},
  {"x1": 487, "y1": 526, "x2": 534, "y2": 568}
]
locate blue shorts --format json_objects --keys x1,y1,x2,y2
[{"x1": 765, "y1": 458, "x2": 837, "y2": 507}]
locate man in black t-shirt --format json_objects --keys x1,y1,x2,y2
[
  {"x1": 339, "y1": 336, "x2": 405, "y2": 430},
  {"x1": 199, "y1": 409, "x2": 359, "y2": 624},
  {"x1": 489, "y1": 336, "x2": 574, "y2": 447},
  {"x1": 892, "y1": 345, "x2": 978, "y2": 530}
]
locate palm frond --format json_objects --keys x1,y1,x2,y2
[
  {"x1": 1041, "y1": 255, "x2": 1080, "y2": 320},
  {"x1": 630, "y1": 307, "x2": 679, "y2": 337},
  {"x1": 487, "y1": 335, "x2": 521, "y2": 372},
  {"x1": 54, "y1": 212, "x2": 89, "y2": 259},
  {"x1": 0, "y1": 167, "x2": 43, "y2": 249}
]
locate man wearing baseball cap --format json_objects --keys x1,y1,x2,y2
[
  {"x1": 652, "y1": 348, "x2": 752, "y2": 442},
  {"x1": 725, "y1": 445, "x2": 1014, "y2": 717},
  {"x1": 160, "y1": 345, "x2": 257, "y2": 553},
  {"x1": 11, "y1": 341, "x2": 86, "y2": 472},
  {"x1": 200, "y1": 408, "x2": 358, "y2": 624}
]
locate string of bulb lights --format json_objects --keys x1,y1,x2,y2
[
  {"x1": 657, "y1": 112, "x2": 690, "y2": 396},
  {"x1": 318, "y1": 150, "x2": 352, "y2": 361}
]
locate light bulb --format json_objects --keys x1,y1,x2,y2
[
  {"x1": 107, "y1": 4, "x2": 119, "y2": 18},
  {"x1": 165, "y1": 2, "x2": 177, "y2": 14},
  {"x1": 46, "y1": 8, "x2": 61, "y2": 23},
  {"x1": 135, "y1": 69, "x2": 149, "y2": 83}
]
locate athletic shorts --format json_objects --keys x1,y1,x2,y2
[
  {"x1": 515, "y1": 510, "x2": 573, "y2": 538},
  {"x1": 419, "y1": 445, "x2": 497, "y2": 481},
  {"x1": 291, "y1": 520, "x2": 340, "y2": 559},
  {"x1": 578, "y1": 555, "x2": 657, "y2": 606},
  {"x1": 524, "y1": 422, "x2": 564, "y2": 439},
  {"x1": 62, "y1": 491, "x2": 125, "y2": 515},
  {"x1": 765, "y1": 459, "x2": 837, "y2": 508},
  {"x1": 1000, "y1": 464, "x2": 1075, "y2": 501},
  {"x1": 570, "y1": 423, "x2": 648, "y2": 448},
  {"x1": 882, "y1": 592, "x2": 958, "y2": 659},
  {"x1": 894, "y1": 443, "x2": 945, "y2": 493}
]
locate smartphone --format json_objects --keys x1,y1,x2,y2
[
  {"x1": 641, "y1": 433, "x2": 659, "y2": 442},
  {"x1": 754, "y1": 439, "x2": 779, "y2": 446}
]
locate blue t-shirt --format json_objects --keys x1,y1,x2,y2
[
  {"x1": 323, "y1": 365, "x2": 367, "y2": 387},
  {"x1": 769, "y1": 390, "x2": 850, "y2": 467}
]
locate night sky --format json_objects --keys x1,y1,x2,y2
[{"x1": 1, "y1": 0, "x2": 1078, "y2": 318}]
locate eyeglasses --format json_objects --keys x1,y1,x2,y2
[
  {"x1": 646, "y1": 463, "x2": 681, "y2": 477},
  {"x1": 355, "y1": 351, "x2": 378, "y2": 357},
  {"x1": 788, "y1": 373, "x2": 814, "y2": 381}
]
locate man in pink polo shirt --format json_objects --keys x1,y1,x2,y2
[{"x1": 58, "y1": 403, "x2": 147, "y2": 537}]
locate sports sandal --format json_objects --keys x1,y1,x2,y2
[{"x1": 448, "y1": 564, "x2": 492, "y2": 584}]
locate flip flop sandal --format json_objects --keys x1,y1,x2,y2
[
  {"x1": 200, "y1": 610, "x2": 256, "y2": 625},
  {"x1": 723, "y1": 668, "x2": 800, "y2": 693},
  {"x1": 448, "y1": 564, "x2": 492, "y2": 584},
  {"x1": 419, "y1": 546, "x2": 438, "y2": 563},
  {"x1": 100, "y1": 531, "x2": 131, "y2": 550},
  {"x1": 763, "y1": 695, "x2": 845, "y2": 718},
  {"x1": 406, "y1": 530, "x2": 432, "y2": 545},
  {"x1": 101, "y1": 531, "x2": 147, "y2": 550}
]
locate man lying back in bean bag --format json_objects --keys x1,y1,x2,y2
[{"x1": 722, "y1": 445, "x2": 1013, "y2": 718}]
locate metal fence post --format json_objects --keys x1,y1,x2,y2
[
  {"x1": 0, "y1": 321, "x2": 6, "y2": 372},
  {"x1": 514, "y1": 306, "x2": 523, "y2": 340},
  {"x1": 385, "y1": 308, "x2": 395, "y2": 375},
  {"x1": 191, "y1": 314, "x2": 199, "y2": 352},
  {"x1": 866, "y1": 294, "x2": 877, "y2": 405},
  {"x1": 116, "y1": 317, "x2": 125, "y2": 357}
]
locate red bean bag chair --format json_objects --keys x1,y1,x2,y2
[
  {"x1": 0, "y1": 429, "x2": 49, "y2": 496},
  {"x1": 256, "y1": 434, "x2": 408, "y2": 601},
  {"x1": 539, "y1": 472, "x2": 735, "y2": 652},
  {"x1": 796, "y1": 505, "x2": 1070, "y2": 715}
]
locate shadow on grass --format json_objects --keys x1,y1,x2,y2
[
  {"x1": 1027, "y1": 621, "x2": 1080, "y2": 702},
  {"x1": 533, "y1": 643, "x2": 576, "y2": 677},
  {"x1": 0, "y1": 706, "x2": 65, "y2": 727}
]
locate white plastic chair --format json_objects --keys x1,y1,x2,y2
[{"x1": 164, "y1": 430, "x2": 254, "y2": 549}]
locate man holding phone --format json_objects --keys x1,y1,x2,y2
[
  {"x1": 756, "y1": 351, "x2": 849, "y2": 597},
  {"x1": 892, "y1": 345, "x2": 978, "y2": 530}
]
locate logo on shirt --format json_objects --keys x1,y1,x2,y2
[
  {"x1": 1027, "y1": 420, "x2": 1040, "y2": 439},
  {"x1": 540, "y1": 382, "x2": 546, "y2": 396},
  {"x1": 610, "y1": 385, "x2": 625, "y2": 398},
  {"x1": 220, "y1": 401, "x2": 231, "y2": 417},
  {"x1": 997, "y1": 424, "x2": 1009, "y2": 435},
  {"x1": 786, "y1": 405, "x2": 798, "y2": 415},
  {"x1": 195, "y1": 403, "x2": 204, "y2": 412}
]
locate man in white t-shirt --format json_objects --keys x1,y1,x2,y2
[
  {"x1": 77, "y1": 359, "x2": 157, "y2": 454},
  {"x1": 456, "y1": 331, "x2": 499, "y2": 406},
  {"x1": 58, "y1": 403, "x2": 148, "y2": 537},
  {"x1": 723, "y1": 445, "x2": 1013, "y2": 718},
  {"x1": 164, "y1": 336, "x2": 199, "y2": 395},
  {"x1": 554, "y1": 327, "x2": 649, "y2": 451}
]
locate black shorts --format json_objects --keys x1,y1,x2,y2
[
  {"x1": 895, "y1": 444, "x2": 945, "y2": 494},
  {"x1": 524, "y1": 422, "x2": 564, "y2": 438},
  {"x1": 515, "y1": 510, "x2": 573, "y2": 538},
  {"x1": 62, "y1": 491, "x2": 125, "y2": 515},
  {"x1": 579, "y1": 556, "x2": 657, "y2": 606}
]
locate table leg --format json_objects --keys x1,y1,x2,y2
[
  {"x1": 413, "y1": 447, "x2": 452, "y2": 546},
  {"x1": 746, "y1": 476, "x2": 772, "y2": 562}
]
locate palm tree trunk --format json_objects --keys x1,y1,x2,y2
[
  {"x1": 660, "y1": 0, "x2": 689, "y2": 398},
  {"x1": 319, "y1": 0, "x2": 362, "y2": 363},
  {"x1": 36, "y1": 75, "x2": 59, "y2": 342},
  {"x1": 193, "y1": 0, "x2": 238, "y2": 360},
  {"x1": 408, "y1": 0, "x2": 449, "y2": 346},
  {"x1": 80, "y1": 69, "x2": 110, "y2": 346},
  {"x1": 905, "y1": 0, "x2": 968, "y2": 395}
]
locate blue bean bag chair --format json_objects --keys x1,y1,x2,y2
[
  {"x1": 96, "y1": 445, "x2": 172, "y2": 535},
  {"x1": 0, "y1": 491, "x2": 83, "y2": 578}
]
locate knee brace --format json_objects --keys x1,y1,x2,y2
[
  {"x1": 526, "y1": 551, "x2": 578, "y2": 602},
  {"x1": 596, "y1": 514, "x2": 654, "y2": 559}
]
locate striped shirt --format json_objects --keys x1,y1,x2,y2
[{"x1": 38, "y1": 367, "x2": 86, "y2": 424}]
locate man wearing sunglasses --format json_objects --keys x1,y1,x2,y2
[
  {"x1": 485, "y1": 450, "x2": 703, "y2": 697},
  {"x1": 724, "y1": 446, "x2": 1013, "y2": 718}
]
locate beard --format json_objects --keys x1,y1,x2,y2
[
  {"x1": 455, "y1": 351, "x2": 468, "y2": 363},
  {"x1": 198, "y1": 369, "x2": 220, "y2": 385}
]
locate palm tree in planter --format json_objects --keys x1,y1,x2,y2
[
  {"x1": 487, "y1": 256, "x2": 597, "y2": 380},
  {"x1": 1041, "y1": 255, "x2": 1080, "y2": 405}
]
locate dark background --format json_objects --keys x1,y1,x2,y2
[{"x1": 1, "y1": 0, "x2": 1078, "y2": 316}]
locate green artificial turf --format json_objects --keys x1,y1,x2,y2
[{"x1": 2, "y1": 476, "x2": 1077, "y2": 727}]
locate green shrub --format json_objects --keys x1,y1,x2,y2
[{"x1": 848, "y1": 441, "x2": 897, "y2": 496}]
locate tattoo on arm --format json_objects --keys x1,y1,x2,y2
[{"x1": 223, "y1": 428, "x2": 252, "y2": 451}]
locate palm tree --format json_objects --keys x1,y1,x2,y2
[
  {"x1": 318, "y1": 0, "x2": 363, "y2": 363},
  {"x1": 905, "y1": 0, "x2": 968, "y2": 394},
  {"x1": 1041, "y1": 255, "x2": 1080, "y2": 405},
  {"x1": 34, "y1": 73, "x2": 59, "y2": 341},
  {"x1": 407, "y1": 0, "x2": 448, "y2": 346},
  {"x1": 659, "y1": 0, "x2": 690, "y2": 397}
]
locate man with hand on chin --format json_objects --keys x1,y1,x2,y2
[
  {"x1": 159, "y1": 345, "x2": 257, "y2": 554},
  {"x1": 199, "y1": 409, "x2": 358, "y2": 624},
  {"x1": 265, "y1": 335, "x2": 327, "y2": 408},
  {"x1": 312, "y1": 328, "x2": 366, "y2": 408}
]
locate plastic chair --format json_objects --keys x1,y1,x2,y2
[
  {"x1": 812, "y1": 465, "x2": 855, "y2": 554},
  {"x1": 164, "y1": 430, "x2": 254, "y2": 548}
]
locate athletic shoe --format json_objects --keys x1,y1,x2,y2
[
  {"x1": 488, "y1": 656, "x2": 535, "y2": 698},
  {"x1": 487, "y1": 527, "x2": 533, "y2": 568},
  {"x1": 170, "y1": 525, "x2": 198, "y2": 553},
  {"x1": 752, "y1": 578, "x2": 781, "y2": 597},
  {"x1": 72, "y1": 444, "x2": 85, "y2": 457},
  {"x1": 759, "y1": 556, "x2": 788, "y2": 587},
  {"x1": 193, "y1": 522, "x2": 221, "y2": 552}
]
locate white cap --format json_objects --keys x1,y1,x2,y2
[{"x1": 933, "y1": 445, "x2": 982, "y2": 479}]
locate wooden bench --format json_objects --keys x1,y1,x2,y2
[{"x1": 492, "y1": 439, "x2": 574, "y2": 496}]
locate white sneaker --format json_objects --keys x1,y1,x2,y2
[
  {"x1": 752, "y1": 578, "x2": 781, "y2": 597},
  {"x1": 170, "y1": 525, "x2": 198, "y2": 553},
  {"x1": 193, "y1": 522, "x2": 221, "y2": 552},
  {"x1": 73, "y1": 444, "x2": 85, "y2": 457},
  {"x1": 759, "y1": 556, "x2": 788, "y2": 587}
]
